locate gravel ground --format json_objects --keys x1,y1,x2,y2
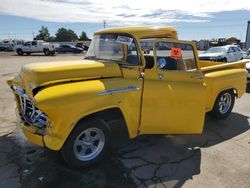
[{"x1": 0, "y1": 52, "x2": 250, "y2": 188}]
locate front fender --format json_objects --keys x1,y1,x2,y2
[{"x1": 34, "y1": 78, "x2": 142, "y2": 150}]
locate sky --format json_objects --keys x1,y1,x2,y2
[{"x1": 0, "y1": 0, "x2": 250, "y2": 41}]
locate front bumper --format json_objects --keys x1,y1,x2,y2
[
  {"x1": 11, "y1": 85, "x2": 71, "y2": 151},
  {"x1": 22, "y1": 124, "x2": 44, "y2": 147}
]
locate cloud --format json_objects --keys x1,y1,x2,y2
[{"x1": 0, "y1": 0, "x2": 249, "y2": 25}]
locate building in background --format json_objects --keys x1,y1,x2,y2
[
  {"x1": 197, "y1": 40, "x2": 210, "y2": 50},
  {"x1": 246, "y1": 21, "x2": 250, "y2": 50}
]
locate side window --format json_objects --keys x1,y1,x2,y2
[
  {"x1": 155, "y1": 41, "x2": 197, "y2": 71},
  {"x1": 228, "y1": 47, "x2": 234, "y2": 53},
  {"x1": 233, "y1": 47, "x2": 240, "y2": 52},
  {"x1": 31, "y1": 41, "x2": 37, "y2": 45},
  {"x1": 24, "y1": 42, "x2": 31, "y2": 46}
]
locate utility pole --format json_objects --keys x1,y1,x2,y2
[
  {"x1": 32, "y1": 31, "x2": 34, "y2": 40},
  {"x1": 103, "y1": 20, "x2": 106, "y2": 28}
]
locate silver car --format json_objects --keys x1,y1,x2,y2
[{"x1": 199, "y1": 45, "x2": 245, "y2": 62}]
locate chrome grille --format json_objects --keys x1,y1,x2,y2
[{"x1": 13, "y1": 86, "x2": 47, "y2": 128}]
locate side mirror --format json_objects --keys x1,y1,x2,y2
[{"x1": 157, "y1": 58, "x2": 167, "y2": 69}]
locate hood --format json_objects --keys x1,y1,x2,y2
[
  {"x1": 199, "y1": 52, "x2": 225, "y2": 57},
  {"x1": 20, "y1": 59, "x2": 122, "y2": 95}
]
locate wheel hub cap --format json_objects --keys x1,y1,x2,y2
[
  {"x1": 219, "y1": 93, "x2": 232, "y2": 114},
  {"x1": 73, "y1": 127, "x2": 105, "y2": 161}
]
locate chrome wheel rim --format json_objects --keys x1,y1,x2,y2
[
  {"x1": 73, "y1": 127, "x2": 105, "y2": 161},
  {"x1": 219, "y1": 93, "x2": 232, "y2": 114}
]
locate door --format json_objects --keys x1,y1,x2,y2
[
  {"x1": 227, "y1": 47, "x2": 236, "y2": 62},
  {"x1": 140, "y1": 39, "x2": 207, "y2": 134},
  {"x1": 31, "y1": 41, "x2": 38, "y2": 52},
  {"x1": 233, "y1": 47, "x2": 242, "y2": 61},
  {"x1": 23, "y1": 42, "x2": 31, "y2": 52}
]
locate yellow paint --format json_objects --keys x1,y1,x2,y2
[
  {"x1": 7, "y1": 26, "x2": 247, "y2": 151},
  {"x1": 22, "y1": 125, "x2": 44, "y2": 147}
]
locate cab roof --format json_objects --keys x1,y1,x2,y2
[{"x1": 94, "y1": 26, "x2": 178, "y2": 39}]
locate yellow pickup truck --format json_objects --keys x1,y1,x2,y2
[{"x1": 7, "y1": 26, "x2": 248, "y2": 167}]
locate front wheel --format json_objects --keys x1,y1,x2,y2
[
  {"x1": 208, "y1": 90, "x2": 235, "y2": 119},
  {"x1": 61, "y1": 119, "x2": 110, "y2": 168}
]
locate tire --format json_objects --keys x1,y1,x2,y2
[
  {"x1": 208, "y1": 90, "x2": 235, "y2": 119},
  {"x1": 44, "y1": 49, "x2": 50, "y2": 56},
  {"x1": 16, "y1": 49, "x2": 23, "y2": 56},
  {"x1": 61, "y1": 119, "x2": 110, "y2": 168}
]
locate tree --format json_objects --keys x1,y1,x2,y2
[
  {"x1": 79, "y1": 31, "x2": 90, "y2": 41},
  {"x1": 47, "y1": 36, "x2": 56, "y2": 42},
  {"x1": 55, "y1": 28, "x2": 78, "y2": 42},
  {"x1": 34, "y1": 26, "x2": 50, "y2": 41}
]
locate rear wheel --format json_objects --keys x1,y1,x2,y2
[
  {"x1": 44, "y1": 49, "x2": 50, "y2": 56},
  {"x1": 208, "y1": 90, "x2": 235, "y2": 119},
  {"x1": 16, "y1": 49, "x2": 23, "y2": 56},
  {"x1": 61, "y1": 119, "x2": 110, "y2": 168}
]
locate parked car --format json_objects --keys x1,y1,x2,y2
[
  {"x1": 0, "y1": 42, "x2": 13, "y2": 51},
  {"x1": 58, "y1": 45, "x2": 83, "y2": 53},
  {"x1": 14, "y1": 40, "x2": 59, "y2": 56},
  {"x1": 244, "y1": 54, "x2": 250, "y2": 81},
  {"x1": 247, "y1": 62, "x2": 250, "y2": 81},
  {"x1": 247, "y1": 48, "x2": 250, "y2": 55},
  {"x1": 199, "y1": 45, "x2": 245, "y2": 62},
  {"x1": 0, "y1": 42, "x2": 6, "y2": 51},
  {"x1": 7, "y1": 26, "x2": 248, "y2": 168},
  {"x1": 75, "y1": 43, "x2": 89, "y2": 51}
]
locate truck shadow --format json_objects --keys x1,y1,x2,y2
[
  {"x1": 0, "y1": 133, "x2": 134, "y2": 188},
  {"x1": 117, "y1": 112, "x2": 249, "y2": 187}
]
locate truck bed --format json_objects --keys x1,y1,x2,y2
[
  {"x1": 199, "y1": 60, "x2": 247, "y2": 72},
  {"x1": 199, "y1": 60, "x2": 247, "y2": 112}
]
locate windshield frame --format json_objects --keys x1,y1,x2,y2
[{"x1": 85, "y1": 33, "x2": 142, "y2": 67}]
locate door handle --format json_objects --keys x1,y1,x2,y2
[{"x1": 158, "y1": 73, "x2": 164, "y2": 79}]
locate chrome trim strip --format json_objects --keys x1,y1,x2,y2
[{"x1": 98, "y1": 86, "x2": 140, "y2": 95}]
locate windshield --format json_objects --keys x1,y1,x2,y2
[
  {"x1": 204, "y1": 47, "x2": 227, "y2": 54},
  {"x1": 86, "y1": 34, "x2": 140, "y2": 65}
]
